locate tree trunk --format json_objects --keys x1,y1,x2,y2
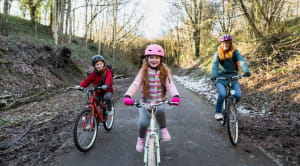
[
  {"x1": 58, "y1": 0, "x2": 65, "y2": 44},
  {"x1": 52, "y1": 0, "x2": 59, "y2": 45},
  {"x1": 112, "y1": 0, "x2": 118, "y2": 62},
  {"x1": 83, "y1": 0, "x2": 89, "y2": 48},
  {"x1": 65, "y1": 0, "x2": 72, "y2": 44},
  {"x1": 236, "y1": 0, "x2": 263, "y2": 39},
  {"x1": 1, "y1": 0, "x2": 9, "y2": 36},
  {"x1": 193, "y1": 29, "x2": 200, "y2": 58}
]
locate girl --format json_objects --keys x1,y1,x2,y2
[
  {"x1": 211, "y1": 34, "x2": 251, "y2": 120},
  {"x1": 123, "y1": 44, "x2": 180, "y2": 152},
  {"x1": 76, "y1": 55, "x2": 114, "y2": 116}
]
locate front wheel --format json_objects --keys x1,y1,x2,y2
[
  {"x1": 146, "y1": 136, "x2": 158, "y2": 166},
  {"x1": 226, "y1": 100, "x2": 238, "y2": 145},
  {"x1": 74, "y1": 109, "x2": 98, "y2": 152},
  {"x1": 103, "y1": 101, "x2": 115, "y2": 131},
  {"x1": 220, "y1": 100, "x2": 227, "y2": 126}
]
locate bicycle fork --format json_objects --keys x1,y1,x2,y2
[{"x1": 144, "y1": 112, "x2": 161, "y2": 165}]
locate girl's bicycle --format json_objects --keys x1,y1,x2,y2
[
  {"x1": 73, "y1": 86, "x2": 115, "y2": 152},
  {"x1": 215, "y1": 75, "x2": 245, "y2": 146},
  {"x1": 131, "y1": 100, "x2": 177, "y2": 166}
]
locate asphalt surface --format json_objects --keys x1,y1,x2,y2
[{"x1": 57, "y1": 84, "x2": 278, "y2": 166}]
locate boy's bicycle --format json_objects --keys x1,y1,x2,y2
[
  {"x1": 215, "y1": 75, "x2": 245, "y2": 146},
  {"x1": 131, "y1": 100, "x2": 177, "y2": 166},
  {"x1": 73, "y1": 86, "x2": 115, "y2": 152}
]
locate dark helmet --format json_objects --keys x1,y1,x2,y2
[{"x1": 92, "y1": 55, "x2": 105, "y2": 65}]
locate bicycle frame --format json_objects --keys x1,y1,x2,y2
[
  {"x1": 82, "y1": 88, "x2": 106, "y2": 130},
  {"x1": 144, "y1": 105, "x2": 161, "y2": 165},
  {"x1": 134, "y1": 100, "x2": 173, "y2": 166},
  {"x1": 216, "y1": 75, "x2": 242, "y2": 145}
]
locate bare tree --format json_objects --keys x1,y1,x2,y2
[
  {"x1": 112, "y1": 0, "x2": 117, "y2": 61},
  {"x1": 216, "y1": 0, "x2": 237, "y2": 34},
  {"x1": 1, "y1": 0, "x2": 9, "y2": 36},
  {"x1": 171, "y1": 0, "x2": 204, "y2": 58},
  {"x1": 65, "y1": 0, "x2": 72, "y2": 44},
  {"x1": 255, "y1": 0, "x2": 285, "y2": 33}
]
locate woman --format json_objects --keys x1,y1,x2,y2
[{"x1": 211, "y1": 34, "x2": 251, "y2": 120}]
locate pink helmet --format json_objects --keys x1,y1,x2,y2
[
  {"x1": 218, "y1": 34, "x2": 232, "y2": 43},
  {"x1": 144, "y1": 44, "x2": 165, "y2": 57}
]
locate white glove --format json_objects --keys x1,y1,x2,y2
[
  {"x1": 74, "y1": 85, "x2": 83, "y2": 90},
  {"x1": 101, "y1": 84, "x2": 109, "y2": 90}
]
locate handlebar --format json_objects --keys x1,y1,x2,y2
[
  {"x1": 73, "y1": 86, "x2": 104, "y2": 92},
  {"x1": 132, "y1": 100, "x2": 178, "y2": 108},
  {"x1": 215, "y1": 74, "x2": 244, "y2": 81}
]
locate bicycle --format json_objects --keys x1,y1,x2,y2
[
  {"x1": 131, "y1": 100, "x2": 177, "y2": 166},
  {"x1": 73, "y1": 86, "x2": 115, "y2": 152},
  {"x1": 214, "y1": 75, "x2": 245, "y2": 146}
]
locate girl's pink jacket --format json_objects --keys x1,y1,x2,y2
[{"x1": 125, "y1": 69, "x2": 179, "y2": 98}]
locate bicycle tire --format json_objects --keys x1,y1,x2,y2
[
  {"x1": 74, "y1": 109, "x2": 98, "y2": 152},
  {"x1": 220, "y1": 100, "x2": 227, "y2": 126},
  {"x1": 146, "y1": 136, "x2": 158, "y2": 166},
  {"x1": 103, "y1": 101, "x2": 115, "y2": 131},
  {"x1": 226, "y1": 100, "x2": 239, "y2": 145}
]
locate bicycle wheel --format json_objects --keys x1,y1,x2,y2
[
  {"x1": 226, "y1": 100, "x2": 238, "y2": 145},
  {"x1": 220, "y1": 100, "x2": 227, "y2": 126},
  {"x1": 103, "y1": 101, "x2": 115, "y2": 131},
  {"x1": 146, "y1": 136, "x2": 158, "y2": 166},
  {"x1": 74, "y1": 109, "x2": 98, "y2": 152}
]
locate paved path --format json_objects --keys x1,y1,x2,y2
[{"x1": 57, "y1": 84, "x2": 277, "y2": 166}]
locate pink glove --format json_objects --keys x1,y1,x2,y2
[
  {"x1": 123, "y1": 97, "x2": 134, "y2": 105},
  {"x1": 171, "y1": 97, "x2": 180, "y2": 105}
]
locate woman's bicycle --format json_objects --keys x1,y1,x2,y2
[
  {"x1": 131, "y1": 100, "x2": 177, "y2": 166},
  {"x1": 73, "y1": 86, "x2": 115, "y2": 152},
  {"x1": 215, "y1": 75, "x2": 245, "y2": 146}
]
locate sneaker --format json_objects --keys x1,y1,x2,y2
[
  {"x1": 106, "y1": 108, "x2": 114, "y2": 116},
  {"x1": 136, "y1": 137, "x2": 145, "y2": 152},
  {"x1": 215, "y1": 113, "x2": 223, "y2": 120},
  {"x1": 160, "y1": 128, "x2": 171, "y2": 141}
]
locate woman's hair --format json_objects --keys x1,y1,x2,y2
[
  {"x1": 140, "y1": 58, "x2": 169, "y2": 98},
  {"x1": 218, "y1": 41, "x2": 236, "y2": 61}
]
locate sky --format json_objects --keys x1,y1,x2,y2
[
  {"x1": 137, "y1": 0, "x2": 170, "y2": 39},
  {"x1": 4, "y1": 0, "x2": 172, "y2": 40}
]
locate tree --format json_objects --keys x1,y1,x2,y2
[
  {"x1": 20, "y1": 0, "x2": 43, "y2": 29},
  {"x1": 216, "y1": 0, "x2": 238, "y2": 34},
  {"x1": 1, "y1": 0, "x2": 10, "y2": 36}
]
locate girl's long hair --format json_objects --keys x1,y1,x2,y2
[
  {"x1": 218, "y1": 41, "x2": 236, "y2": 61},
  {"x1": 140, "y1": 57, "x2": 169, "y2": 98}
]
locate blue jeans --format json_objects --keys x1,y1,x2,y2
[{"x1": 215, "y1": 82, "x2": 242, "y2": 113}]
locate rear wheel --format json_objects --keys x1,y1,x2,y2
[
  {"x1": 74, "y1": 109, "x2": 98, "y2": 152},
  {"x1": 226, "y1": 100, "x2": 238, "y2": 145},
  {"x1": 103, "y1": 101, "x2": 115, "y2": 131},
  {"x1": 146, "y1": 136, "x2": 157, "y2": 166}
]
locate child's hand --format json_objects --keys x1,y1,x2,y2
[
  {"x1": 123, "y1": 96, "x2": 134, "y2": 105},
  {"x1": 74, "y1": 85, "x2": 83, "y2": 90},
  {"x1": 171, "y1": 96, "x2": 180, "y2": 105},
  {"x1": 101, "y1": 84, "x2": 109, "y2": 90}
]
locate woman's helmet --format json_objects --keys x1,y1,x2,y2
[
  {"x1": 218, "y1": 34, "x2": 232, "y2": 43},
  {"x1": 144, "y1": 44, "x2": 165, "y2": 57},
  {"x1": 92, "y1": 55, "x2": 105, "y2": 65}
]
